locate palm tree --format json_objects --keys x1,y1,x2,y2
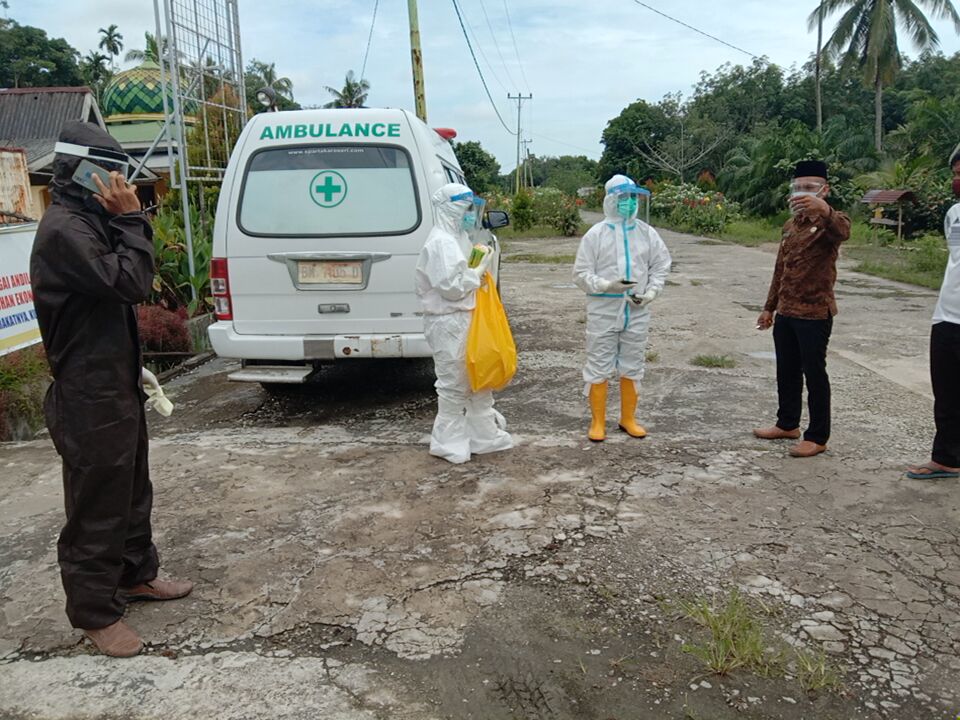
[
  {"x1": 81, "y1": 51, "x2": 111, "y2": 103},
  {"x1": 125, "y1": 32, "x2": 164, "y2": 64},
  {"x1": 248, "y1": 60, "x2": 293, "y2": 100},
  {"x1": 324, "y1": 70, "x2": 369, "y2": 109},
  {"x1": 810, "y1": 0, "x2": 960, "y2": 153},
  {"x1": 98, "y1": 24, "x2": 123, "y2": 69}
]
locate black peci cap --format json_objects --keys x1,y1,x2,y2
[
  {"x1": 793, "y1": 159, "x2": 828, "y2": 180},
  {"x1": 950, "y1": 142, "x2": 960, "y2": 167}
]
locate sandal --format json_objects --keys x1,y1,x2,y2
[{"x1": 904, "y1": 462, "x2": 960, "y2": 480}]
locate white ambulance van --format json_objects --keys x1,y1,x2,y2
[{"x1": 207, "y1": 108, "x2": 508, "y2": 385}]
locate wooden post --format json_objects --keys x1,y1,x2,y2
[{"x1": 897, "y1": 202, "x2": 903, "y2": 245}]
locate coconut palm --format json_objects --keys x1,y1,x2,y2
[
  {"x1": 810, "y1": 0, "x2": 960, "y2": 153},
  {"x1": 324, "y1": 70, "x2": 369, "y2": 109},
  {"x1": 98, "y1": 24, "x2": 123, "y2": 69},
  {"x1": 248, "y1": 60, "x2": 293, "y2": 100},
  {"x1": 125, "y1": 32, "x2": 170, "y2": 64},
  {"x1": 81, "y1": 51, "x2": 111, "y2": 103}
]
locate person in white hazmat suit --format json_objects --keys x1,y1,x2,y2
[
  {"x1": 415, "y1": 183, "x2": 514, "y2": 464},
  {"x1": 573, "y1": 175, "x2": 672, "y2": 442}
]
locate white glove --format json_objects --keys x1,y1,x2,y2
[
  {"x1": 630, "y1": 288, "x2": 660, "y2": 307},
  {"x1": 141, "y1": 367, "x2": 174, "y2": 417},
  {"x1": 474, "y1": 250, "x2": 493, "y2": 278},
  {"x1": 602, "y1": 279, "x2": 638, "y2": 294}
]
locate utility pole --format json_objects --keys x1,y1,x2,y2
[
  {"x1": 507, "y1": 92, "x2": 532, "y2": 194},
  {"x1": 521, "y1": 139, "x2": 533, "y2": 188},
  {"x1": 815, "y1": 0, "x2": 824, "y2": 134},
  {"x1": 407, "y1": 0, "x2": 427, "y2": 122}
]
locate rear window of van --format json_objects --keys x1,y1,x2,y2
[{"x1": 238, "y1": 145, "x2": 420, "y2": 237}]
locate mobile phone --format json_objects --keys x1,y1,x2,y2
[
  {"x1": 72, "y1": 159, "x2": 113, "y2": 194},
  {"x1": 621, "y1": 279, "x2": 637, "y2": 285}
]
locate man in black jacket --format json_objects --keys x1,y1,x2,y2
[{"x1": 30, "y1": 121, "x2": 192, "y2": 658}]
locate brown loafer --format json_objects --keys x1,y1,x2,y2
[
  {"x1": 84, "y1": 620, "x2": 143, "y2": 658},
  {"x1": 122, "y1": 578, "x2": 194, "y2": 602},
  {"x1": 789, "y1": 440, "x2": 827, "y2": 458},
  {"x1": 753, "y1": 425, "x2": 801, "y2": 440}
]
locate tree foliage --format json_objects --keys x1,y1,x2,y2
[
  {"x1": 454, "y1": 140, "x2": 500, "y2": 193},
  {"x1": 324, "y1": 70, "x2": 369, "y2": 109},
  {"x1": 0, "y1": 18, "x2": 83, "y2": 88}
]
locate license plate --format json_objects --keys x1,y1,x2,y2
[{"x1": 298, "y1": 260, "x2": 363, "y2": 285}]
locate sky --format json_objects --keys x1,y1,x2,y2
[{"x1": 9, "y1": 0, "x2": 960, "y2": 172}]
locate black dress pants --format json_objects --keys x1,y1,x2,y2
[
  {"x1": 931, "y1": 321, "x2": 960, "y2": 467},
  {"x1": 773, "y1": 314, "x2": 833, "y2": 445}
]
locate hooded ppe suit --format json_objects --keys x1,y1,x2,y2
[
  {"x1": 30, "y1": 121, "x2": 159, "y2": 630},
  {"x1": 573, "y1": 175, "x2": 671, "y2": 439},
  {"x1": 414, "y1": 183, "x2": 513, "y2": 464}
]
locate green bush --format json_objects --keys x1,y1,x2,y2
[
  {"x1": 0, "y1": 346, "x2": 50, "y2": 440},
  {"x1": 532, "y1": 187, "x2": 581, "y2": 236},
  {"x1": 511, "y1": 189, "x2": 536, "y2": 231},
  {"x1": 652, "y1": 182, "x2": 741, "y2": 235}
]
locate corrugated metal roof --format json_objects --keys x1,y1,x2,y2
[
  {"x1": 0, "y1": 87, "x2": 100, "y2": 166},
  {"x1": 861, "y1": 189, "x2": 916, "y2": 204}
]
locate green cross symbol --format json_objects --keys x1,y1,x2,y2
[
  {"x1": 315, "y1": 176, "x2": 341, "y2": 202},
  {"x1": 309, "y1": 171, "x2": 347, "y2": 208}
]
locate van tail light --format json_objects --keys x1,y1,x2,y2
[{"x1": 210, "y1": 257, "x2": 233, "y2": 321}]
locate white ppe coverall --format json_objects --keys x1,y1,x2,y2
[
  {"x1": 573, "y1": 175, "x2": 672, "y2": 391},
  {"x1": 415, "y1": 183, "x2": 513, "y2": 464}
]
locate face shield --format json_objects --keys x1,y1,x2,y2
[
  {"x1": 607, "y1": 182, "x2": 651, "y2": 223},
  {"x1": 54, "y1": 141, "x2": 133, "y2": 182},
  {"x1": 450, "y1": 191, "x2": 486, "y2": 232}
]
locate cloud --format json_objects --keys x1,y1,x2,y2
[{"x1": 10, "y1": 0, "x2": 960, "y2": 170}]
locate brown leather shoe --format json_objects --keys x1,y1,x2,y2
[
  {"x1": 84, "y1": 620, "x2": 143, "y2": 658},
  {"x1": 122, "y1": 578, "x2": 194, "y2": 602},
  {"x1": 789, "y1": 440, "x2": 827, "y2": 458},
  {"x1": 753, "y1": 425, "x2": 801, "y2": 440}
]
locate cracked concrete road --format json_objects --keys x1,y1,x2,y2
[{"x1": 1, "y1": 226, "x2": 959, "y2": 720}]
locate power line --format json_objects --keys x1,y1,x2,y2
[
  {"x1": 360, "y1": 0, "x2": 379, "y2": 80},
  {"x1": 478, "y1": 0, "x2": 518, "y2": 89},
  {"x1": 630, "y1": 1, "x2": 759, "y2": 60},
  {"x1": 530, "y1": 132, "x2": 601, "y2": 158},
  {"x1": 502, "y1": 0, "x2": 531, "y2": 92},
  {"x1": 456, "y1": 0, "x2": 510, "y2": 94},
  {"x1": 451, "y1": 0, "x2": 517, "y2": 135}
]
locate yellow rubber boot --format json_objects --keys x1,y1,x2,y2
[
  {"x1": 588, "y1": 382, "x2": 607, "y2": 442},
  {"x1": 618, "y1": 378, "x2": 647, "y2": 438}
]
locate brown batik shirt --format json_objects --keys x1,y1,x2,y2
[{"x1": 764, "y1": 209, "x2": 851, "y2": 320}]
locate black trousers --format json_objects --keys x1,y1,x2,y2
[
  {"x1": 931, "y1": 321, "x2": 960, "y2": 467},
  {"x1": 773, "y1": 314, "x2": 833, "y2": 445},
  {"x1": 57, "y1": 410, "x2": 159, "y2": 629}
]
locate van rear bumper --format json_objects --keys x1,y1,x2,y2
[{"x1": 208, "y1": 321, "x2": 432, "y2": 361}]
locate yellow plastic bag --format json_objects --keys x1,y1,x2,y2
[{"x1": 466, "y1": 272, "x2": 517, "y2": 392}]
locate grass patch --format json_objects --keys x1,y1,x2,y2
[
  {"x1": 502, "y1": 253, "x2": 576, "y2": 265},
  {"x1": 691, "y1": 354, "x2": 737, "y2": 369},
  {"x1": 791, "y1": 647, "x2": 843, "y2": 693},
  {"x1": 690, "y1": 279, "x2": 704, "y2": 287},
  {"x1": 678, "y1": 589, "x2": 782, "y2": 677},
  {"x1": 645, "y1": 350, "x2": 660, "y2": 363},
  {"x1": 844, "y1": 234, "x2": 947, "y2": 290},
  {"x1": 494, "y1": 223, "x2": 589, "y2": 240}
]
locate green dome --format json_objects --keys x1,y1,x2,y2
[{"x1": 102, "y1": 61, "x2": 172, "y2": 117}]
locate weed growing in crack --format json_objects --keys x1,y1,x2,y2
[
  {"x1": 646, "y1": 351, "x2": 660, "y2": 363},
  {"x1": 678, "y1": 589, "x2": 783, "y2": 677},
  {"x1": 691, "y1": 354, "x2": 737, "y2": 369},
  {"x1": 791, "y1": 647, "x2": 843, "y2": 693}
]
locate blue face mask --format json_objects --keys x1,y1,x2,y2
[
  {"x1": 617, "y1": 197, "x2": 638, "y2": 218},
  {"x1": 462, "y1": 212, "x2": 478, "y2": 230}
]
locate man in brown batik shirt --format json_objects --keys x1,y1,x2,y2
[{"x1": 753, "y1": 159, "x2": 851, "y2": 458}]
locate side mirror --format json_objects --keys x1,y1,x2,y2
[{"x1": 484, "y1": 209, "x2": 510, "y2": 230}]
